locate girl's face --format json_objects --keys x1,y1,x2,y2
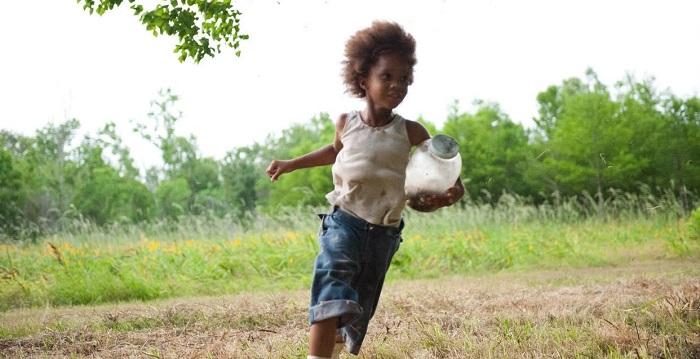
[{"x1": 362, "y1": 53, "x2": 413, "y2": 110}]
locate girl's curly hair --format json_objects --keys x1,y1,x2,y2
[{"x1": 342, "y1": 21, "x2": 416, "y2": 98}]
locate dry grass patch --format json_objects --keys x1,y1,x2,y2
[{"x1": 1, "y1": 259, "x2": 699, "y2": 358}]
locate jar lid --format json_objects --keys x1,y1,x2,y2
[{"x1": 429, "y1": 134, "x2": 459, "y2": 159}]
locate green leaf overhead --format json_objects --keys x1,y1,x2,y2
[{"x1": 76, "y1": 0, "x2": 248, "y2": 63}]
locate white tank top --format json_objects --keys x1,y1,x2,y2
[{"x1": 326, "y1": 111, "x2": 411, "y2": 226}]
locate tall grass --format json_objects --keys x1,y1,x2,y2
[
  {"x1": 4, "y1": 187, "x2": 695, "y2": 244},
  {"x1": 0, "y1": 190, "x2": 698, "y2": 311}
]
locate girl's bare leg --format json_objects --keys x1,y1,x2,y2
[{"x1": 309, "y1": 317, "x2": 337, "y2": 357}]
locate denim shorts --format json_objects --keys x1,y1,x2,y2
[{"x1": 308, "y1": 207, "x2": 403, "y2": 355}]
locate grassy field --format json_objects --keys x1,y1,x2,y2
[
  {"x1": 1, "y1": 205, "x2": 698, "y2": 311},
  {"x1": 1, "y1": 259, "x2": 698, "y2": 358},
  {"x1": 1, "y1": 197, "x2": 699, "y2": 357}
]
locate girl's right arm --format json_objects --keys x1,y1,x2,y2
[{"x1": 266, "y1": 113, "x2": 347, "y2": 181}]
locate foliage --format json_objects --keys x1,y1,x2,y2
[
  {"x1": 0, "y1": 149, "x2": 24, "y2": 237},
  {"x1": 529, "y1": 69, "x2": 699, "y2": 209},
  {"x1": 443, "y1": 101, "x2": 532, "y2": 199},
  {"x1": 1, "y1": 70, "x2": 700, "y2": 238},
  {"x1": 155, "y1": 178, "x2": 191, "y2": 219},
  {"x1": 260, "y1": 113, "x2": 336, "y2": 210},
  {"x1": 76, "y1": 0, "x2": 249, "y2": 63},
  {"x1": 72, "y1": 144, "x2": 155, "y2": 225},
  {"x1": 661, "y1": 96, "x2": 700, "y2": 210},
  {"x1": 221, "y1": 145, "x2": 265, "y2": 216}
]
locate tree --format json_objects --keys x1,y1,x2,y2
[
  {"x1": 534, "y1": 70, "x2": 652, "y2": 214},
  {"x1": 187, "y1": 157, "x2": 225, "y2": 215},
  {"x1": 0, "y1": 149, "x2": 25, "y2": 238},
  {"x1": 135, "y1": 89, "x2": 230, "y2": 216},
  {"x1": 28, "y1": 119, "x2": 82, "y2": 229},
  {"x1": 614, "y1": 75, "x2": 667, "y2": 190},
  {"x1": 97, "y1": 122, "x2": 139, "y2": 179},
  {"x1": 155, "y1": 178, "x2": 192, "y2": 218},
  {"x1": 0, "y1": 131, "x2": 34, "y2": 233},
  {"x1": 221, "y1": 144, "x2": 265, "y2": 216},
  {"x1": 261, "y1": 114, "x2": 336, "y2": 209},
  {"x1": 443, "y1": 102, "x2": 531, "y2": 200},
  {"x1": 134, "y1": 89, "x2": 197, "y2": 177},
  {"x1": 662, "y1": 95, "x2": 700, "y2": 210},
  {"x1": 77, "y1": 0, "x2": 249, "y2": 63},
  {"x1": 73, "y1": 142, "x2": 154, "y2": 225},
  {"x1": 534, "y1": 77, "x2": 588, "y2": 139}
]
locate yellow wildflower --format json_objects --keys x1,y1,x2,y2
[
  {"x1": 284, "y1": 231, "x2": 299, "y2": 242},
  {"x1": 146, "y1": 241, "x2": 161, "y2": 252}
]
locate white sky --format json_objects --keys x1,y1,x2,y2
[{"x1": 1, "y1": 0, "x2": 699, "y2": 169}]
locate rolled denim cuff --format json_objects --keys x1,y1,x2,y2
[
  {"x1": 341, "y1": 325, "x2": 365, "y2": 355},
  {"x1": 308, "y1": 299, "x2": 363, "y2": 325}
]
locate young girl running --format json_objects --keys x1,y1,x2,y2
[{"x1": 266, "y1": 21, "x2": 464, "y2": 358}]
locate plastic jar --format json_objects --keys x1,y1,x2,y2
[{"x1": 405, "y1": 134, "x2": 462, "y2": 198}]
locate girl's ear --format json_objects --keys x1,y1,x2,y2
[{"x1": 359, "y1": 77, "x2": 367, "y2": 91}]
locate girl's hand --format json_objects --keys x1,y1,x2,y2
[
  {"x1": 407, "y1": 182, "x2": 464, "y2": 212},
  {"x1": 266, "y1": 160, "x2": 294, "y2": 181}
]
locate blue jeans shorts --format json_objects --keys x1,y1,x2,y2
[{"x1": 308, "y1": 207, "x2": 403, "y2": 355}]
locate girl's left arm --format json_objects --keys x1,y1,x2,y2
[{"x1": 266, "y1": 113, "x2": 347, "y2": 181}]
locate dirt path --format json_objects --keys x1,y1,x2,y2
[{"x1": 2, "y1": 259, "x2": 699, "y2": 358}]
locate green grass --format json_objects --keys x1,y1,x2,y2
[{"x1": 1, "y1": 200, "x2": 698, "y2": 311}]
